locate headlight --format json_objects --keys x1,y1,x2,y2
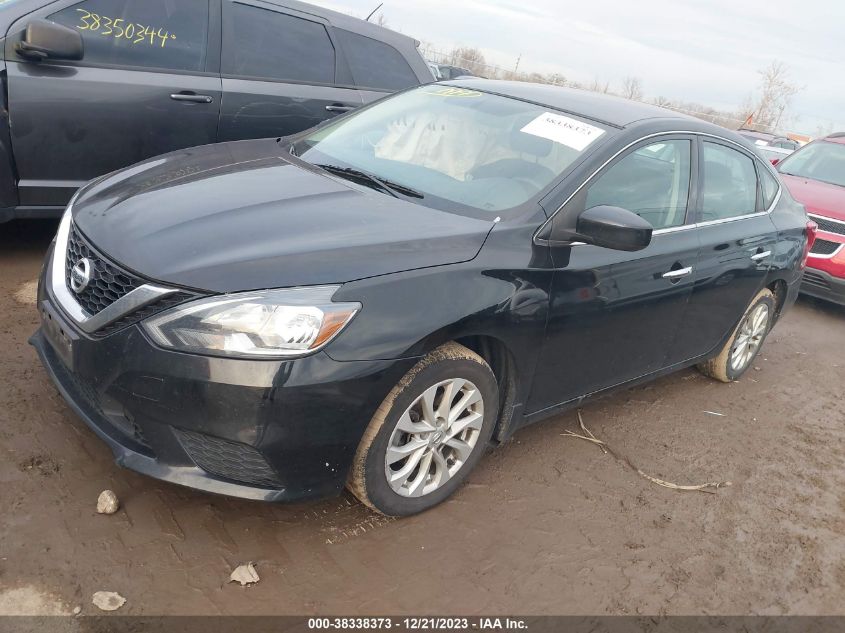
[{"x1": 142, "y1": 286, "x2": 360, "y2": 359}]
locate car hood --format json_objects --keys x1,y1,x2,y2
[
  {"x1": 780, "y1": 173, "x2": 845, "y2": 222},
  {"x1": 71, "y1": 140, "x2": 493, "y2": 293}
]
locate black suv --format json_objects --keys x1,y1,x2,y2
[{"x1": 0, "y1": 0, "x2": 432, "y2": 222}]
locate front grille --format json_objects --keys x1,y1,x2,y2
[
  {"x1": 803, "y1": 270, "x2": 830, "y2": 291},
  {"x1": 66, "y1": 225, "x2": 143, "y2": 315},
  {"x1": 810, "y1": 238, "x2": 842, "y2": 256},
  {"x1": 174, "y1": 429, "x2": 283, "y2": 489},
  {"x1": 811, "y1": 215, "x2": 845, "y2": 237}
]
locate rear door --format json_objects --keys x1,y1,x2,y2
[
  {"x1": 5, "y1": 0, "x2": 220, "y2": 208},
  {"x1": 528, "y1": 136, "x2": 700, "y2": 413},
  {"x1": 671, "y1": 138, "x2": 779, "y2": 363},
  {"x1": 218, "y1": 0, "x2": 362, "y2": 141}
]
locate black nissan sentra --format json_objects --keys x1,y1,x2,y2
[{"x1": 33, "y1": 81, "x2": 814, "y2": 516}]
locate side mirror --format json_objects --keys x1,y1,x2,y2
[
  {"x1": 16, "y1": 20, "x2": 84, "y2": 61},
  {"x1": 576, "y1": 205, "x2": 653, "y2": 251},
  {"x1": 535, "y1": 205, "x2": 653, "y2": 252}
]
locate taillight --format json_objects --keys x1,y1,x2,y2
[{"x1": 801, "y1": 220, "x2": 818, "y2": 268}]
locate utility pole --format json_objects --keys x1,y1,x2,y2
[{"x1": 513, "y1": 54, "x2": 522, "y2": 76}]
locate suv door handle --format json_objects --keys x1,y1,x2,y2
[
  {"x1": 325, "y1": 104, "x2": 356, "y2": 113},
  {"x1": 662, "y1": 266, "x2": 693, "y2": 280},
  {"x1": 171, "y1": 92, "x2": 213, "y2": 104},
  {"x1": 751, "y1": 250, "x2": 772, "y2": 261}
]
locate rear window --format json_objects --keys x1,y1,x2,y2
[
  {"x1": 224, "y1": 3, "x2": 335, "y2": 84},
  {"x1": 335, "y1": 30, "x2": 418, "y2": 91}
]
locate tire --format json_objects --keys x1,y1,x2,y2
[
  {"x1": 347, "y1": 342, "x2": 499, "y2": 516},
  {"x1": 697, "y1": 288, "x2": 776, "y2": 383}
]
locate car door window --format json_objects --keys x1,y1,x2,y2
[
  {"x1": 335, "y1": 29, "x2": 418, "y2": 91},
  {"x1": 223, "y1": 2, "x2": 335, "y2": 84},
  {"x1": 49, "y1": 0, "x2": 209, "y2": 72},
  {"x1": 700, "y1": 142, "x2": 758, "y2": 221},
  {"x1": 584, "y1": 139, "x2": 692, "y2": 229},
  {"x1": 759, "y1": 166, "x2": 780, "y2": 209}
]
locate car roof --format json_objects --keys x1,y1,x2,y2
[
  {"x1": 446, "y1": 79, "x2": 700, "y2": 129},
  {"x1": 822, "y1": 133, "x2": 845, "y2": 145},
  {"x1": 738, "y1": 129, "x2": 776, "y2": 139}
]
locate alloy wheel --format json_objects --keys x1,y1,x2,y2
[
  {"x1": 730, "y1": 303, "x2": 770, "y2": 372},
  {"x1": 385, "y1": 378, "x2": 485, "y2": 498}
]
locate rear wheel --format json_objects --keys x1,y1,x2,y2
[
  {"x1": 697, "y1": 288, "x2": 775, "y2": 383},
  {"x1": 348, "y1": 343, "x2": 498, "y2": 516}
]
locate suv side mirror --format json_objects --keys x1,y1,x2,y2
[
  {"x1": 16, "y1": 20, "x2": 84, "y2": 61},
  {"x1": 535, "y1": 205, "x2": 653, "y2": 252}
]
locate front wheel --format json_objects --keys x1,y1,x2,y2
[
  {"x1": 347, "y1": 343, "x2": 499, "y2": 516},
  {"x1": 697, "y1": 288, "x2": 775, "y2": 383}
]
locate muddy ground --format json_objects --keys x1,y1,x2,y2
[{"x1": 0, "y1": 220, "x2": 843, "y2": 616}]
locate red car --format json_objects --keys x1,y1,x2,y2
[{"x1": 777, "y1": 133, "x2": 845, "y2": 304}]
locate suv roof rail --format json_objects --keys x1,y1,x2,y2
[{"x1": 826, "y1": 132, "x2": 845, "y2": 139}]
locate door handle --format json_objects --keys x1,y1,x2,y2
[
  {"x1": 662, "y1": 266, "x2": 693, "y2": 280},
  {"x1": 170, "y1": 93, "x2": 213, "y2": 104},
  {"x1": 325, "y1": 104, "x2": 356, "y2": 113},
  {"x1": 751, "y1": 250, "x2": 772, "y2": 262}
]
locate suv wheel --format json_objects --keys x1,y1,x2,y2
[
  {"x1": 348, "y1": 342, "x2": 499, "y2": 516},
  {"x1": 698, "y1": 288, "x2": 775, "y2": 383}
]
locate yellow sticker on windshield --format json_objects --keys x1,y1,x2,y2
[{"x1": 425, "y1": 87, "x2": 483, "y2": 98}]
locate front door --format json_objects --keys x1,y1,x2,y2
[
  {"x1": 5, "y1": 0, "x2": 220, "y2": 208},
  {"x1": 528, "y1": 136, "x2": 700, "y2": 414},
  {"x1": 218, "y1": 0, "x2": 362, "y2": 142}
]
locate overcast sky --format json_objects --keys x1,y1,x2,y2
[{"x1": 311, "y1": 0, "x2": 844, "y2": 136}]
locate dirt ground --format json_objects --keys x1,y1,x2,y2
[{"x1": 1, "y1": 220, "x2": 843, "y2": 617}]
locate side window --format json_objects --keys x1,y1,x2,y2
[
  {"x1": 49, "y1": 0, "x2": 209, "y2": 72},
  {"x1": 759, "y1": 166, "x2": 780, "y2": 209},
  {"x1": 335, "y1": 29, "x2": 418, "y2": 91},
  {"x1": 224, "y1": 3, "x2": 335, "y2": 84},
  {"x1": 585, "y1": 139, "x2": 692, "y2": 230},
  {"x1": 700, "y1": 142, "x2": 758, "y2": 221}
]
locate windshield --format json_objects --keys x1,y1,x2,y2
[
  {"x1": 778, "y1": 141, "x2": 845, "y2": 187},
  {"x1": 293, "y1": 86, "x2": 609, "y2": 214}
]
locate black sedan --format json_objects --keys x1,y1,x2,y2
[{"x1": 32, "y1": 81, "x2": 813, "y2": 516}]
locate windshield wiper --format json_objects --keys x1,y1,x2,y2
[{"x1": 315, "y1": 164, "x2": 424, "y2": 199}]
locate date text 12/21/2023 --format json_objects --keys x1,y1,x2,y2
[{"x1": 307, "y1": 618, "x2": 529, "y2": 630}]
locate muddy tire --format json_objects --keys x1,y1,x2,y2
[
  {"x1": 697, "y1": 288, "x2": 776, "y2": 383},
  {"x1": 347, "y1": 342, "x2": 499, "y2": 517}
]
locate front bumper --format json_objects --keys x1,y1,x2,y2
[
  {"x1": 32, "y1": 291, "x2": 415, "y2": 502},
  {"x1": 801, "y1": 267, "x2": 845, "y2": 306}
]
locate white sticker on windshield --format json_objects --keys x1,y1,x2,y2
[
  {"x1": 520, "y1": 112, "x2": 604, "y2": 151},
  {"x1": 755, "y1": 139, "x2": 769, "y2": 146}
]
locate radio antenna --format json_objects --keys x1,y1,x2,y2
[{"x1": 366, "y1": 2, "x2": 384, "y2": 21}]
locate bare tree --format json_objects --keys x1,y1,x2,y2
[
  {"x1": 376, "y1": 13, "x2": 389, "y2": 28},
  {"x1": 749, "y1": 61, "x2": 801, "y2": 130},
  {"x1": 621, "y1": 76, "x2": 644, "y2": 101},
  {"x1": 449, "y1": 46, "x2": 487, "y2": 76},
  {"x1": 588, "y1": 78, "x2": 611, "y2": 94},
  {"x1": 652, "y1": 95, "x2": 673, "y2": 108},
  {"x1": 544, "y1": 73, "x2": 568, "y2": 87}
]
